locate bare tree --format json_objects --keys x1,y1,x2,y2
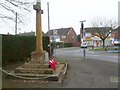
[
  {"x1": 0, "y1": 0, "x2": 34, "y2": 23},
  {"x1": 91, "y1": 17, "x2": 117, "y2": 48}
]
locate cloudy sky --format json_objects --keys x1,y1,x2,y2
[
  {"x1": 0, "y1": 0, "x2": 119, "y2": 35},
  {"x1": 118, "y1": 1, "x2": 120, "y2": 26}
]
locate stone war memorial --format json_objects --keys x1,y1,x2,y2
[{"x1": 9, "y1": 0, "x2": 68, "y2": 82}]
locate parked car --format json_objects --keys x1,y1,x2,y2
[{"x1": 81, "y1": 42, "x2": 87, "y2": 48}]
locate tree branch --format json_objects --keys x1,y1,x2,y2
[
  {"x1": 5, "y1": 0, "x2": 18, "y2": 7},
  {"x1": 0, "y1": 0, "x2": 34, "y2": 23},
  {"x1": 0, "y1": 14, "x2": 14, "y2": 22}
]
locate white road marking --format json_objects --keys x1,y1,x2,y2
[
  {"x1": 87, "y1": 54, "x2": 100, "y2": 56},
  {"x1": 110, "y1": 76, "x2": 119, "y2": 83}
]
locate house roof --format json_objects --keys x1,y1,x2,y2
[
  {"x1": 112, "y1": 26, "x2": 120, "y2": 33},
  {"x1": 85, "y1": 27, "x2": 112, "y2": 33},
  {"x1": 18, "y1": 31, "x2": 46, "y2": 36},
  {"x1": 18, "y1": 31, "x2": 35, "y2": 36},
  {"x1": 46, "y1": 27, "x2": 74, "y2": 36}
]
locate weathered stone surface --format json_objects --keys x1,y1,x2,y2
[
  {"x1": 54, "y1": 64, "x2": 65, "y2": 74},
  {"x1": 22, "y1": 63, "x2": 49, "y2": 69},
  {"x1": 30, "y1": 51, "x2": 46, "y2": 64},
  {"x1": 15, "y1": 67, "x2": 53, "y2": 74},
  {"x1": 33, "y1": 1, "x2": 43, "y2": 53}
]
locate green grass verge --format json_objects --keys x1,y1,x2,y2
[
  {"x1": 93, "y1": 47, "x2": 120, "y2": 51},
  {"x1": 93, "y1": 48, "x2": 107, "y2": 51},
  {"x1": 56, "y1": 58, "x2": 67, "y2": 63}
]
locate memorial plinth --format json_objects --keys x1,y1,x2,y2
[{"x1": 30, "y1": 51, "x2": 46, "y2": 64}]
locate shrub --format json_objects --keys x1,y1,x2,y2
[{"x1": 64, "y1": 43, "x2": 72, "y2": 47}]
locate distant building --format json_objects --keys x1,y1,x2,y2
[
  {"x1": 83, "y1": 27, "x2": 112, "y2": 47},
  {"x1": 46, "y1": 27, "x2": 77, "y2": 43},
  {"x1": 18, "y1": 31, "x2": 35, "y2": 36},
  {"x1": 17, "y1": 31, "x2": 46, "y2": 36},
  {"x1": 112, "y1": 26, "x2": 120, "y2": 45}
]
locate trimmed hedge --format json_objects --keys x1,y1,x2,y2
[
  {"x1": 51, "y1": 42, "x2": 64, "y2": 48},
  {"x1": 51, "y1": 42, "x2": 72, "y2": 48},
  {"x1": 2, "y1": 35, "x2": 50, "y2": 65},
  {"x1": 64, "y1": 43, "x2": 72, "y2": 47}
]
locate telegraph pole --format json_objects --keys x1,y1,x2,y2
[
  {"x1": 15, "y1": 12, "x2": 17, "y2": 35},
  {"x1": 47, "y1": 2, "x2": 51, "y2": 57}
]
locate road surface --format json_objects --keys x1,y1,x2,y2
[
  {"x1": 54, "y1": 47, "x2": 119, "y2": 64},
  {"x1": 54, "y1": 47, "x2": 119, "y2": 88}
]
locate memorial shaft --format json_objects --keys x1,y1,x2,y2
[{"x1": 34, "y1": 1, "x2": 43, "y2": 52}]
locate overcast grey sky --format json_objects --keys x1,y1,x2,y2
[
  {"x1": 118, "y1": 1, "x2": 120, "y2": 26},
  {"x1": 0, "y1": 0, "x2": 119, "y2": 35}
]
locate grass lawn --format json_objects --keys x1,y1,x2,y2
[
  {"x1": 56, "y1": 58, "x2": 67, "y2": 63},
  {"x1": 93, "y1": 48, "x2": 107, "y2": 51},
  {"x1": 92, "y1": 47, "x2": 120, "y2": 51}
]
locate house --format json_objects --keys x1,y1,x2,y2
[
  {"x1": 83, "y1": 27, "x2": 112, "y2": 47},
  {"x1": 111, "y1": 26, "x2": 120, "y2": 45},
  {"x1": 46, "y1": 27, "x2": 77, "y2": 43}
]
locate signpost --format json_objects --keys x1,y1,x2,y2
[{"x1": 80, "y1": 20, "x2": 86, "y2": 59}]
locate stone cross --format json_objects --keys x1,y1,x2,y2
[
  {"x1": 31, "y1": 1, "x2": 45, "y2": 63},
  {"x1": 33, "y1": 1, "x2": 43, "y2": 52}
]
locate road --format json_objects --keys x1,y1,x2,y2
[
  {"x1": 54, "y1": 47, "x2": 119, "y2": 64},
  {"x1": 53, "y1": 47, "x2": 119, "y2": 88}
]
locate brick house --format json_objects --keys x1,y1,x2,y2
[
  {"x1": 83, "y1": 27, "x2": 112, "y2": 47},
  {"x1": 46, "y1": 27, "x2": 77, "y2": 43},
  {"x1": 111, "y1": 26, "x2": 120, "y2": 45}
]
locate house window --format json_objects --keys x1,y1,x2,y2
[
  {"x1": 62, "y1": 36, "x2": 66, "y2": 38},
  {"x1": 85, "y1": 33, "x2": 91, "y2": 37},
  {"x1": 72, "y1": 36, "x2": 74, "y2": 39}
]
